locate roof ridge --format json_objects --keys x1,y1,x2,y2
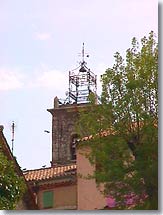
[
  {"x1": 24, "y1": 164, "x2": 77, "y2": 182},
  {"x1": 24, "y1": 164, "x2": 77, "y2": 173}
]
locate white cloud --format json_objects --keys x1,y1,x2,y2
[
  {"x1": 0, "y1": 65, "x2": 68, "y2": 94},
  {"x1": 0, "y1": 68, "x2": 25, "y2": 91},
  {"x1": 34, "y1": 32, "x2": 51, "y2": 41},
  {"x1": 29, "y1": 69, "x2": 67, "y2": 91}
]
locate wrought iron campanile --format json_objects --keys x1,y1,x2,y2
[{"x1": 68, "y1": 43, "x2": 97, "y2": 104}]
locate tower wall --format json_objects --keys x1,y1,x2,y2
[{"x1": 48, "y1": 97, "x2": 86, "y2": 166}]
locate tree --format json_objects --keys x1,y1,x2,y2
[
  {"x1": 77, "y1": 31, "x2": 158, "y2": 209},
  {"x1": 0, "y1": 152, "x2": 26, "y2": 209}
]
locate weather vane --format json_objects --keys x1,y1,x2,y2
[{"x1": 79, "y1": 42, "x2": 89, "y2": 64}]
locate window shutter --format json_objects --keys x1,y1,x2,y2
[{"x1": 43, "y1": 191, "x2": 53, "y2": 208}]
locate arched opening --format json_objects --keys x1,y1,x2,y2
[{"x1": 70, "y1": 134, "x2": 78, "y2": 160}]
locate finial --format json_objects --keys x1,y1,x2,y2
[{"x1": 54, "y1": 96, "x2": 59, "y2": 108}]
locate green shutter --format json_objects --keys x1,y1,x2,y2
[{"x1": 43, "y1": 191, "x2": 53, "y2": 208}]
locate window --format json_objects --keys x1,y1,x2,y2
[{"x1": 43, "y1": 191, "x2": 53, "y2": 209}]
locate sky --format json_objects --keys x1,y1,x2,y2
[{"x1": 0, "y1": 0, "x2": 158, "y2": 170}]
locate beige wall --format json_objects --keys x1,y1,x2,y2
[
  {"x1": 37, "y1": 184, "x2": 77, "y2": 210},
  {"x1": 77, "y1": 146, "x2": 106, "y2": 210}
]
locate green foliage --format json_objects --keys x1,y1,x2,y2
[
  {"x1": 77, "y1": 31, "x2": 158, "y2": 209},
  {"x1": 0, "y1": 152, "x2": 26, "y2": 209}
]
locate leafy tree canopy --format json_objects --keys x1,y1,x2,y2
[
  {"x1": 77, "y1": 31, "x2": 158, "y2": 210},
  {"x1": 0, "y1": 151, "x2": 26, "y2": 209}
]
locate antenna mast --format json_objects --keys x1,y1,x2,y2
[{"x1": 11, "y1": 121, "x2": 15, "y2": 154}]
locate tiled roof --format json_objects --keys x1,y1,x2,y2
[
  {"x1": 24, "y1": 164, "x2": 76, "y2": 182},
  {"x1": 80, "y1": 121, "x2": 157, "y2": 142},
  {"x1": 81, "y1": 129, "x2": 114, "y2": 142}
]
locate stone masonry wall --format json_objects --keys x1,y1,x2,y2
[
  {"x1": 48, "y1": 97, "x2": 86, "y2": 166},
  {"x1": 51, "y1": 107, "x2": 78, "y2": 164}
]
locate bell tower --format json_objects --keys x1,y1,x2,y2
[{"x1": 47, "y1": 44, "x2": 97, "y2": 166}]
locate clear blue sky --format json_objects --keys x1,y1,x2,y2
[{"x1": 0, "y1": 0, "x2": 158, "y2": 170}]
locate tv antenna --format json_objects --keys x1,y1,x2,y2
[{"x1": 11, "y1": 121, "x2": 15, "y2": 154}]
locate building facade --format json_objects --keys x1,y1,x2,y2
[
  {"x1": 77, "y1": 145, "x2": 107, "y2": 210},
  {"x1": 24, "y1": 164, "x2": 77, "y2": 210}
]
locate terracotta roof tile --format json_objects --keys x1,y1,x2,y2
[
  {"x1": 24, "y1": 164, "x2": 76, "y2": 182},
  {"x1": 81, "y1": 120, "x2": 158, "y2": 142},
  {"x1": 81, "y1": 129, "x2": 114, "y2": 142}
]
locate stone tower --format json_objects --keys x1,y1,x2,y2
[
  {"x1": 47, "y1": 43, "x2": 97, "y2": 166},
  {"x1": 47, "y1": 100, "x2": 88, "y2": 166}
]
